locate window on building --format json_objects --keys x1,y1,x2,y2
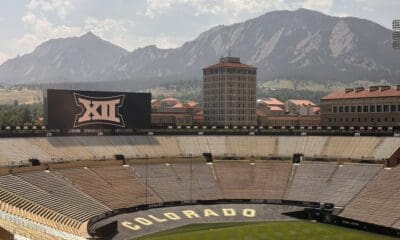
[
  {"x1": 371, "y1": 118, "x2": 374, "y2": 122},
  {"x1": 391, "y1": 105, "x2": 397, "y2": 112},
  {"x1": 363, "y1": 106, "x2": 369, "y2": 112},
  {"x1": 377, "y1": 105, "x2": 382, "y2": 112},
  {"x1": 358, "y1": 118, "x2": 361, "y2": 122},
  {"x1": 345, "y1": 106, "x2": 349, "y2": 112},
  {"x1": 346, "y1": 118, "x2": 349, "y2": 122},
  {"x1": 370, "y1": 105, "x2": 375, "y2": 112},
  {"x1": 384, "y1": 105, "x2": 390, "y2": 112},
  {"x1": 339, "y1": 107, "x2": 343, "y2": 112},
  {"x1": 352, "y1": 118, "x2": 355, "y2": 122},
  {"x1": 392, "y1": 117, "x2": 395, "y2": 122},
  {"x1": 357, "y1": 106, "x2": 362, "y2": 112},
  {"x1": 333, "y1": 107, "x2": 337, "y2": 113},
  {"x1": 351, "y1": 106, "x2": 356, "y2": 112}
]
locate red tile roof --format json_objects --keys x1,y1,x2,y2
[
  {"x1": 269, "y1": 106, "x2": 284, "y2": 111},
  {"x1": 289, "y1": 99, "x2": 316, "y2": 106},
  {"x1": 171, "y1": 103, "x2": 184, "y2": 109},
  {"x1": 186, "y1": 101, "x2": 199, "y2": 108},
  {"x1": 162, "y1": 97, "x2": 179, "y2": 102},
  {"x1": 323, "y1": 88, "x2": 400, "y2": 100},
  {"x1": 264, "y1": 98, "x2": 284, "y2": 106}
]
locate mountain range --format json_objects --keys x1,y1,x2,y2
[{"x1": 0, "y1": 8, "x2": 399, "y2": 88}]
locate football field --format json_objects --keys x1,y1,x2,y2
[{"x1": 137, "y1": 221, "x2": 397, "y2": 240}]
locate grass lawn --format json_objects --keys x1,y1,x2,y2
[{"x1": 137, "y1": 221, "x2": 397, "y2": 240}]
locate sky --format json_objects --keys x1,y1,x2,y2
[{"x1": 0, "y1": 0, "x2": 399, "y2": 64}]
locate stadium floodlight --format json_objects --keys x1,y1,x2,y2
[{"x1": 393, "y1": 20, "x2": 400, "y2": 49}]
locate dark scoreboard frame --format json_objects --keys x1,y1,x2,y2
[{"x1": 45, "y1": 89, "x2": 151, "y2": 130}]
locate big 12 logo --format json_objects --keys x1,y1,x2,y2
[{"x1": 74, "y1": 93, "x2": 126, "y2": 127}]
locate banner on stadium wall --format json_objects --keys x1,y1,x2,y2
[{"x1": 45, "y1": 89, "x2": 151, "y2": 130}]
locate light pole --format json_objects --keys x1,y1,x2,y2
[
  {"x1": 189, "y1": 153, "x2": 193, "y2": 202},
  {"x1": 145, "y1": 154, "x2": 149, "y2": 204}
]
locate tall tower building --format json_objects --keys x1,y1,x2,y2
[{"x1": 203, "y1": 57, "x2": 257, "y2": 126}]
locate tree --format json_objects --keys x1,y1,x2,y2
[{"x1": 21, "y1": 107, "x2": 32, "y2": 125}]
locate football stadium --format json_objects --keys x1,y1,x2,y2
[
  {"x1": 0, "y1": 89, "x2": 398, "y2": 239},
  {"x1": 0, "y1": 2, "x2": 400, "y2": 239},
  {"x1": 0, "y1": 133, "x2": 399, "y2": 239}
]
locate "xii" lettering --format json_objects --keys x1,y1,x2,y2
[{"x1": 74, "y1": 93, "x2": 125, "y2": 127}]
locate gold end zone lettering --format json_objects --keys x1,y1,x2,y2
[
  {"x1": 222, "y1": 208, "x2": 236, "y2": 216},
  {"x1": 164, "y1": 212, "x2": 181, "y2": 220},
  {"x1": 121, "y1": 221, "x2": 141, "y2": 231},
  {"x1": 243, "y1": 209, "x2": 256, "y2": 217},
  {"x1": 204, "y1": 209, "x2": 220, "y2": 217},
  {"x1": 135, "y1": 217, "x2": 153, "y2": 226},
  {"x1": 182, "y1": 210, "x2": 200, "y2": 218},
  {"x1": 119, "y1": 207, "x2": 257, "y2": 233},
  {"x1": 148, "y1": 215, "x2": 168, "y2": 223}
]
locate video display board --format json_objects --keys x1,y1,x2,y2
[{"x1": 45, "y1": 89, "x2": 151, "y2": 130}]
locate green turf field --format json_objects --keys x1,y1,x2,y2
[{"x1": 137, "y1": 221, "x2": 397, "y2": 240}]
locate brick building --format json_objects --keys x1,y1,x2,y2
[
  {"x1": 151, "y1": 98, "x2": 203, "y2": 126},
  {"x1": 285, "y1": 99, "x2": 319, "y2": 116},
  {"x1": 257, "y1": 98, "x2": 320, "y2": 127},
  {"x1": 203, "y1": 57, "x2": 257, "y2": 126},
  {"x1": 321, "y1": 85, "x2": 400, "y2": 127}
]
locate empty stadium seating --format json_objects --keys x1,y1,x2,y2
[
  {"x1": 316, "y1": 163, "x2": 382, "y2": 206},
  {"x1": 285, "y1": 162, "x2": 338, "y2": 202},
  {"x1": 0, "y1": 135, "x2": 399, "y2": 239},
  {"x1": 0, "y1": 135, "x2": 397, "y2": 166},
  {"x1": 58, "y1": 166, "x2": 161, "y2": 209},
  {"x1": 340, "y1": 166, "x2": 400, "y2": 228},
  {"x1": 17, "y1": 171, "x2": 111, "y2": 218},
  {"x1": 253, "y1": 161, "x2": 293, "y2": 199},
  {"x1": 131, "y1": 162, "x2": 221, "y2": 202}
]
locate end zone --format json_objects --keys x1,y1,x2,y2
[{"x1": 90, "y1": 203, "x2": 305, "y2": 239}]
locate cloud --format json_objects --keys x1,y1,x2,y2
[
  {"x1": 84, "y1": 17, "x2": 184, "y2": 49},
  {"x1": 299, "y1": 0, "x2": 333, "y2": 13},
  {"x1": 145, "y1": 0, "x2": 292, "y2": 22},
  {"x1": 12, "y1": 0, "x2": 81, "y2": 54},
  {"x1": 83, "y1": 17, "x2": 134, "y2": 49},
  {"x1": 16, "y1": 7, "x2": 183, "y2": 55},
  {"x1": 0, "y1": 52, "x2": 9, "y2": 65},
  {"x1": 14, "y1": 12, "x2": 81, "y2": 54},
  {"x1": 144, "y1": 0, "x2": 337, "y2": 23},
  {"x1": 27, "y1": 0, "x2": 75, "y2": 19},
  {"x1": 335, "y1": 12, "x2": 350, "y2": 17}
]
